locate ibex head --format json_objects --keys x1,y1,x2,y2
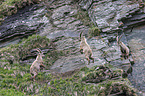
[{"x1": 32, "y1": 48, "x2": 44, "y2": 62}]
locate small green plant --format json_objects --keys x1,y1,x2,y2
[
  {"x1": 88, "y1": 26, "x2": 101, "y2": 37},
  {"x1": 73, "y1": 9, "x2": 92, "y2": 27}
]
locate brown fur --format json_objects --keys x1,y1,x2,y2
[
  {"x1": 30, "y1": 49, "x2": 45, "y2": 81},
  {"x1": 117, "y1": 35, "x2": 129, "y2": 59},
  {"x1": 80, "y1": 32, "x2": 94, "y2": 64}
]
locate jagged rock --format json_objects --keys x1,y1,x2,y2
[
  {"x1": 52, "y1": 5, "x2": 77, "y2": 20},
  {"x1": 40, "y1": 4, "x2": 87, "y2": 39},
  {"x1": 122, "y1": 7, "x2": 145, "y2": 29},
  {"x1": 102, "y1": 39, "x2": 134, "y2": 77},
  {"x1": 0, "y1": 3, "x2": 49, "y2": 47},
  {"x1": 79, "y1": 0, "x2": 93, "y2": 10},
  {"x1": 88, "y1": 0, "x2": 140, "y2": 33}
]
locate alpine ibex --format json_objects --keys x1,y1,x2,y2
[
  {"x1": 116, "y1": 34, "x2": 130, "y2": 59},
  {"x1": 80, "y1": 32, "x2": 94, "y2": 64},
  {"x1": 30, "y1": 48, "x2": 45, "y2": 80}
]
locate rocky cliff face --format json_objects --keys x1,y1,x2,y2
[{"x1": 0, "y1": 0, "x2": 145, "y2": 95}]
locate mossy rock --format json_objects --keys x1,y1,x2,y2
[
  {"x1": 81, "y1": 65, "x2": 122, "y2": 83},
  {"x1": 78, "y1": 65, "x2": 138, "y2": 95},
  {"x1": 0, "y1": 34, "x2": 67, "y2": 68},
  {"x1": 98, "y1": 81, "x2": 137, "y2": 96},
  {"x1": 0, "y1": 34, "x2": 50, "y2": 62}
]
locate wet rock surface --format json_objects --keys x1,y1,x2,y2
[
  {"x1": 126, "y1": 26, "x2": 145, "y2": 91},
  {"x1": 0, "y1": 0, "x2": 145, "y2": 94}
]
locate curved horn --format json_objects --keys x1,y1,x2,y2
[
  {"x1": 118, "y1": 34, "x2": 123, "y2": 42},
  {"x1": 36, "y1": 48, "x2": 42, "y2": 53},
  {"x1": 80, "y1": 32, "x2": 83, "y2": 39},
  {"x1": 32, "y1": 48, "x2": 42, "y2": 53},
  {"x1": 130, "y1": 27, "x2": 134, "y2": 33}
]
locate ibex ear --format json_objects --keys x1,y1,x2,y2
[{"x1": 36, "y1": 48, "x2": 41, "y2": 53}]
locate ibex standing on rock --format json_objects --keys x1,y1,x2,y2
[
  {"x1": 116, "y1": 34, "x2": 130, "y2": 59},
  {"x1": 30, "y1": 48, "x2": 45, "y2": 81},
  {"x1": 80, "y1": 32, "x2": 94, "y2": 64}
]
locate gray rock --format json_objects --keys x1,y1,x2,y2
[
  {"x1": 88, "y1": 0, "x2": 139, "y2": 33},
  {"x1": 52, "y1": 5, "x2": 77, "y2": 20},
  {"x1": 51, "y1": 36, "x2": 106, "y2": 73},
  {"x1": 0, "y1": 3, "x2": 49, "y2": 47},
  {"x1": 79, "y1": 0, "x2": 93, "y2": 10},
  {"x1": 129, "y1": 56, "x2": 135, "y2": 65},
  {"x1": 51, "y1": 55, "x2": 87, "y2": 73},
  {"x1": 40, "y1": 4, "x2": 87, "y2": 39}
]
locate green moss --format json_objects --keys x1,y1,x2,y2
[
  {"x1": 2, "y1": 78, "x2": 15, "y2": 83},
  {"x1": 46, "y1": 77, "x2": 100, "y2": 95},
  {"x1": 43, "y1": 50, "x2": 67, "y2": 68},
  {"x1": 97, "y1": 81, "x2": 137, "y2": 96},
  {"x1": 0, "y1": 88, "x2": 25, "y2": 96},
  {"x1": 38, "y1": 65, "x2": 135, "y2": 95},
  {"x1": 0, "y1": 59, "x2": 9, "y2": 62},
  {"x1": 21, "y1": 35, "x2": 49, "y2": 47},
  {"x1": 0, "y1": 63, "x2": 138, "y2": 95},
  {"x1": 80, "y1": 66, "x2": 89, "y2": 72}
]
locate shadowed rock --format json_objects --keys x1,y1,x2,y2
[
  {"x1": 0, "y1": 3, "x2": 49, "y2": 47},
  {"x1": 88, "y1": 0, "x2": 140, "y2": 33}
]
